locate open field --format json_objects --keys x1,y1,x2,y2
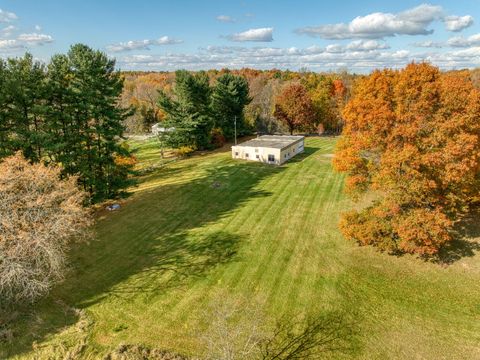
[{"x1": 2, "y1": 137, "x2": 480, "y2": 359}]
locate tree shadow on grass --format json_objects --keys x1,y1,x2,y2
[
  {"x1": 1, "y1": 159, "x2": 283, "y2": 358},
  {"x1": 435, "y1": 208, "x2": 480, "y2": 265},
  {"x1": 282, "y1": 146, "x2": 320, "y2": 165}
]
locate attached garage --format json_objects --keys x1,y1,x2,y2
[{"x1": 231, "y1": 135, "x2": 305, "y2": 165}]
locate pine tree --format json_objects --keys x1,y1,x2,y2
[
  {"x1": 2, "y1": 54, "x2": 47, "y2": 161},
  {"x1": 158, "y1": 70, "x2": 213, "y2": 149},
  {"x1": 65, "y1": 44, "x2": 132, "y2": 200},
  {"x1": 211, "y1": 73, "x2": 251, "y2": 140}
]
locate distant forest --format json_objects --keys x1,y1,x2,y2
[{"x1": 120, "y1": 67, "x2": 480, "y2": 135}]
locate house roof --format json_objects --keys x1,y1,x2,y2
[{"x1": 234, "y1": 135, "x2": 304, "y2": 150}]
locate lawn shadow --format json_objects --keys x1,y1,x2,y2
[
  {"x1": 435, "y1": 208, "x2": 480, "y2": 265},
  {"x1": 284, "y1": 146, "x2": 320, "y2": 164},
  {"x1": 2, "y1": 159, "x2": 282, "y2": 358}
]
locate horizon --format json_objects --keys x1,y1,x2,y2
[{"x1": 0, "y1": 0, "x2": 479, "y2": 73}]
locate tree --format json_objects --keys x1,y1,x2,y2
[
  {"x1": 0, "y1": 54, "x2": 47, "y2": 161},
  {"x1": 0, "y1": 153, "x2": 91, "y2": 304},
  {"x1": 211, "y1": 72, "x2": 251, "y2": 140},
  {"x1": 0, "y1": 45, "x2": 134, "y2": 202},
  {"x1": 64, "y1": 44, "x2": 133, "y2": 200},
  {"x1": 158, "y1": 70, "x2": 213, "y2": 150},
  {"x1": 274, "y1": 83, "x2": 316, "y2": 135},
  {"x1": 334, "y1": 62, "x2": 480, "y2": 255}
]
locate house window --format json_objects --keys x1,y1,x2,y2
[
  {"x1": 284, "y1": 154, "x2": 287, "y2": 158},
  {"x1": 256, "y1": 155, "x2": 259, "y2": 159},
  {"x1": 255, "y1": 148, "x2": 259, "y2": 152},
  {"x1": 245, "y1": 153, "x2": 249, "y2": 158},
  {"x1": 268, "y1": 154, "x2": 275, "y2": 162},
  {"x1": 235, "y1": 152, "x2": 239, "y2": 156}
]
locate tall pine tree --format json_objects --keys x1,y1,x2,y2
[
  {"x1": 210, "y1": 73, "x2": 251, "y2": 140},
  {"x1": 158, "y1": 70, "x2": 213, "y2": 150}
]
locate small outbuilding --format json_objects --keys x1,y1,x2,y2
[{"x1": 232, "y1": 135, "x2": 305, "y2": 165}]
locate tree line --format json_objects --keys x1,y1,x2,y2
[
  {"x1": 121, "y1": 68, "x2": 353, "y2": 136},
  {"x1": 0, "y1": 44, "x2": 133, "y2": 202}
]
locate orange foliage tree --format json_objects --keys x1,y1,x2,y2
[
  {"x1": 334, "y1": 62, "x2": 480, "y2": 255},
  {"x1": 274, "y1": 83, "x2": 316, "y2": 134}
]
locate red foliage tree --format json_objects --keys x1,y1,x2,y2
[{"x1": 274, "y1": 83, "x2": 316, "y2": 134}]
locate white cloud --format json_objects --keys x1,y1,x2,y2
[
  {"x1": 34, "y1": 25, "x2": 42, "y2": 31},
  {"x1": 325, "y1": 44, "x2": 344, "y2": 53},
  {"x1": 451, "y1": 46, "x2": 480, "y2": 58},
  {"x1": 216, "y1": 15, "x2": 235, "y2": 23},
  {"x1": 295, "y1": 4, "x2": 473, "y2": 39},
  {"x1": 17, "y1": 33, "x2": 53, "y2": 45},
  {"x1": 117, "y1": 43, "x2": 480, "y2": 72},
  {"x1": 447, "y1": 33, "x2": 480, "y2": 47},
  {"x1": 106, "y1": 36, "x2": 183, "y2": 52},
  {"x1": 443, "y1": 15, "x2": 473, "y2": 32},
  {"x1": 346, "y1": 40, "x2": 390, "y2": 51},
  {"x1": 0, "y1": 25, "x2": 15, "y2": 38},
  {"x1": 412, "y1": 40, "x2": 444, "y2": 48},
  {"x1": 0, "y1": 9, "x2": 18, "y2": 23},
  {"x1": 0, "y1": 39, "x2": 23, "y2": 51},
  {"x1": 226, "y1": 27, "x2": 273, "y2": 42}
]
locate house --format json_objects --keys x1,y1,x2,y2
[
  {"x1": 231, "y1": 135, "x2": 305, "y2": 165},
  {"x1": 151, "y1": 123, "x2": 175, "y2": 136}
]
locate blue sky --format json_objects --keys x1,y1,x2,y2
[{"x1": 1, "y1": 0, "x2": 479, "y2": 72}]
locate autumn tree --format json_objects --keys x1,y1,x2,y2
[
  {"x1": 274, "y1": 83, "x2": 316, "y2": 134},
  {"x1": 0, "y1": 153, "x2": 91, "y2": 304},
  {"x1": 334, "y1": 62, "x2": 480, "y2": 255}
]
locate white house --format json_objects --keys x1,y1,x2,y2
[
  {"x1": 231, "y1": 135, "x2": 305, "y2": 165},
  {"x1": 151, "y1": 123, "x2": 175, "y2": 136}
]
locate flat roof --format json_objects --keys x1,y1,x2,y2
[{"x1": 233, "y1": 135, "x2": 304, "y2": 150}]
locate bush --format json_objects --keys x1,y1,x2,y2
[
  {"x1": 175, "y1": 146, "x2": 196, "y2": 158},
  {"x1": 210, "y1": 128, "x2": 226, "y2": 148}
]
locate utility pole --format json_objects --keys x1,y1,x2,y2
[{"x1": 234, "y1": 115, "x2": 237, "y2": 145}]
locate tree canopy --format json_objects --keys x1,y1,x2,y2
[
  {"x1": 274, "y1": 82, "x2": 316, "y2": 135},
  {"x1": 0, "y1": 45, "x2": 134, "y2": 201},
  {"x1": 158, "y1": 70, "x2": 251, "y2": 149},
  {"x1": 334, "y1": 62, "x2": 480, "y2": 255},
  {"x1": 0, "y1": 153, "x2": 91, "y2": 304}
]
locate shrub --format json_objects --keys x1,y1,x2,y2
[
  {"x1": 210, "y1": 128, "x2": 226, "y2": 148},
  {"x1": 175, "y1": 146, "x2": 196, "y2": 158}
]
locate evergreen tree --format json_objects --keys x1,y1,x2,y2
[
  {"x1": 65, "y1": 44, "x2": 132, "y2": 200},
  {"x1": 2, "y1": 54, "x2": 46, "y2": 161},
  {"x1": 211, "y1": 73, "x2": 251, "y2": 140},
  {"x1": 158, "y1": 70, "x2": 213, "y2": 150}
]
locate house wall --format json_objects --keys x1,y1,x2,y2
[
  {"x1": 279, "y1": 139, "x2": 304, "y2": 164},
  {"x1": 231, "y1": 146, "x2": 281, "y2": 165}
]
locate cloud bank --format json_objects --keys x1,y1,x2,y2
[
  {"x1": 295, "y1": 4, "x2": 473, "y2": 39},
  {"x1": 106, "y1": 36, "x2": 183, "y2": 52}
]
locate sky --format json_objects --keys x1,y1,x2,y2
[{"x1": 0, "y1": 0, "x2": 479, "y2": 72}]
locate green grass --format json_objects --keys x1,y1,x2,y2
[{"x1": 3, "y1": 137, "x2": 480, "y2": 359}]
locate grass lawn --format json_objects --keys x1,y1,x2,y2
[{"x1": 2, "y1": 137, "x2": 480, "y2": 359}]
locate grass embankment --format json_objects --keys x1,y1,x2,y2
[{"x1": 3, "y1": 137, "x2": 479, "y2": 359}]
